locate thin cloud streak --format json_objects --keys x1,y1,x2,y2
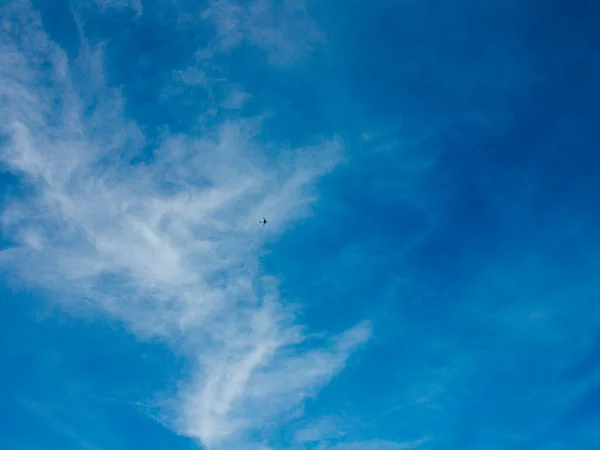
[{"x1": 0, "y1": 1, "x2": 370, "y2": 448}]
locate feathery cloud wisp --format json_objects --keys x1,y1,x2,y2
[
  {"x1": 0, "y1": 1, "x2": 369, "y2": 447},
  {"x1": 201, "y1": 0, "x2": 324, "y2": 66}
]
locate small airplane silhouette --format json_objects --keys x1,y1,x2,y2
[{"x1": 259, "y1": 217, "x2": 268, "y2": 225}]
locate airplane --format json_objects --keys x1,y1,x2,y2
[{"x1": 259, "y1": 217, "x2": 268, "y2": 225}]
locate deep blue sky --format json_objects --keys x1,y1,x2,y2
[{"x1": 1, "y1": 0, "x2": 600, "y2": 449}]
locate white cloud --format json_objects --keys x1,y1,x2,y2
[
  {"x1": 201, "y1": 0, "x2": 325, "y2": 66},
  {"x1": 295, "y1": 416, "x2": 348, "y2": 443},
  {"x1": 180, "y1": 318, "x2": 372, "y2": 447},
  {"x1": 0, "y1": 1, "x2": 369, "y2": 448},
  {"x1": 223, "y1": 86, "x2": 252, "y2": 110},
  {"x1": 294, "y1": 415, "x2": 430, "y2": 450}
]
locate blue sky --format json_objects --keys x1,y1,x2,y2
[{"x1": 1, "y1": 0, "x2": 600, "y2": 449}]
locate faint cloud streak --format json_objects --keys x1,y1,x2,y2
[{"x1": 201, "y1": 0, "x2": 325, "y2": 66}]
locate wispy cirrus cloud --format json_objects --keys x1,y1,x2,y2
[
  {"x1": 4, "y1": 0, "x2": 599, "y2": 449},
  {"x1": 293, "y1": 413, "x2": 430, "y2": 450},
  {"x1": 200, "y1": 0, "x2": 324, "y2": 66},
  {"x1": 0, "y1": 0, "x2": 369, "y2": 448}
]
